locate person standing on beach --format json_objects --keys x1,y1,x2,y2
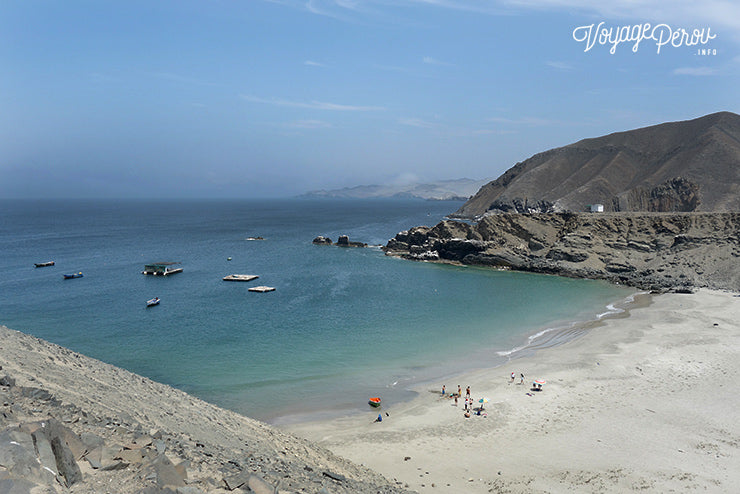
[
  {"x1": 510, "y1": 372, "x2": 515, "y2": 383},
  {"x1": 442, "y1": 384, "x2": 446, "y2": 395},
  {"x1": 466, "y1": 386, "x2": 470, "y2": 398},
  {"x1": 520, "y1": 373, "x2": 525, "y2": 384},
  {"x1": 457, "y1": 385, "x2": 462, "y2": 397},
  {"x1": 454, "y1": 394, "x2": 458, "y2": 406}
]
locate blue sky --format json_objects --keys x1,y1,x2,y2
[{"x1": 2, "y1": 0, "x2": 738, "y2": 198}]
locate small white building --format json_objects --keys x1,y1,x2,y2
[{"x1": 589, "y1": 203, "x2": 604, "y2": 213}]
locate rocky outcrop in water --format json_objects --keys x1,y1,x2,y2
[
  {"x1": 384, "y1": 212, "x2": 740, "y2": 292},
  {"x1": 313, "y1": 235, "x2": 368, "y2": 247}
]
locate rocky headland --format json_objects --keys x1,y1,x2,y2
[
  {"x1": 384, "y1": 212, "x2": 740, "y2": 292},
  {"x1": 454, "y1": 111, "x2": 740, "y2": 217},
  {"x1": 384, "y1": 112, "x2": 740, "y2": 292},
  {"x1": 0, "y1": 325, "x2": 410, "y2": 494}
]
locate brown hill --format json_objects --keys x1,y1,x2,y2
[{"x1": 455, "y1": 111, "x2": 740, "y2": 218}]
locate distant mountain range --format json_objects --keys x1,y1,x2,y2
[
  {"x1": 301, "y1": 178, "x2": 491, "y2": 201},
  {"x1": 455, "y1": 111, "x2": 740, "y2": 218}
]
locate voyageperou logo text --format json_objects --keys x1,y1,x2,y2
[{"x1": 573, "y1": 22, "x2": 716, "y2": 54}]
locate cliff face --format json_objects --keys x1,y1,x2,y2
[
  {"x1": 384, "y1": 212, "x2": 740, "y2": 291},
  {"x1": 455, "y1": 111, "x2": 740, "y2": 218}
]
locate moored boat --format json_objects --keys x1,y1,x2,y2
[
  {"x1": 34, "y1": 261, "x2": 55, "y2": 267},
  {"x1": 142, "y1": 262, "x2": 183, "y2": 276},
  {"x1": 63, "y1": 272, "x2": 83, "y2": 279},
  {"x1": 146, "y1": 297, "x2": 160, "y2": 307},
  {"x1": 223, "y1": 274, "x2": 259, "y2": 282},
  {"x1": 368, "y1": 397, "x2": 381, "y2": 408}
]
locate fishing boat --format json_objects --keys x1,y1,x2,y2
[
  {"x1": 34, "y1": 261, "x2": 55, "y2": 268},
  {"x1": 368, "y1": 397, "x2": 381, "y2": 408},
  {"x1": 146, "y1": 297, "x2": 160, "y2": 307},
  {"x1": 63, "y1": 272, "x2": 83, "y2": 279}
]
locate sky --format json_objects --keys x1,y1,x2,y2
[{"x1": 1, "y1": 0, "x2": 739, "y2": 198}]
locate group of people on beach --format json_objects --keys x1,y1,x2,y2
[
  {"x1": 511, "y1": 371, "x2": 525, "y2": 384},
  {"x1": 439, "y1": 371, "x2": 529, "y2": 418},
  {"x1": 441, "y1": 384, "x2": 485, "y2": 417}
]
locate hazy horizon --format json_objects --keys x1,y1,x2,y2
[{"x1": 2, "y1": 1, "x2": 738, "y2": 199}]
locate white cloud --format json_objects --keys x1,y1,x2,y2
[
  {"x1": 472, "y1": 128, "x2": 516, "y2": 135},
  {"x1": 399, "y1": 117, "x2": 437, "y2": 128},
  {"x1": 264, "y1": 0, "x2": 740, "y2": 34},
  {"x1": 240, "y1": 94, "x2": 385, "y2": 111},
  {"x1": 373, "y1": 64, "x2": 418, "y2": 75},
  {"x1": 151, "y1": 72, "x2": 221, "y2": 86},
  {"x1": 502, "y1": 0, "x2": 740, "y2": 32},
  {"x1": 389, "y1": 172, "x2": 420, "y2": 186},
  {"x1": 284, "y1": 119, "x2": 333, "y2": 128},
  {"x1": 304, "y1": 60, "x2": 327, "y2": 67},
  {"x1": 423, "y1": 56, "x2": 455, "y2": 66},
  {"x1": 672, "y1": 66, "x2": 718, "y2": 76},
  {"x1": 546, "y1": 61, "x2": 573, "y2": 70},
  {"x1": 487, "y1": 116, "x2": 557, "y2": 126}
]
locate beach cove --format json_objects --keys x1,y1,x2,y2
[
  {"x1": 2, "y1": 290, "x2": 737, "y2": 492},
  {"x1": 2, "y1": 199, "x2": 739, "y2": 492},
  {"x1": 286, "y1": 289, "x2": 740, "y2": 493},
  {"x1": 0, "y1": 199, "x2": 633, "y2": 423}
]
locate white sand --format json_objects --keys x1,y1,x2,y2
[{"x1": 285, "y1": 289, "x2": 740, "y2": 492}]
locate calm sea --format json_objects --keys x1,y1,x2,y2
[{"x1": 0, "y1": 199, "x2": 633, "y2": 423}]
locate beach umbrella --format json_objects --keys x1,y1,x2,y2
[
  {"x1": 533, "y1": 379, "x2": 546, "y2": 390},
  {"x1": 478, "y1": 397, "x2": 489, "y2": 410}
]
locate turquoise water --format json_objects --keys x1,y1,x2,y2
[{"x1": 0, "y1": 199, "x2": 633, "y2": 422}]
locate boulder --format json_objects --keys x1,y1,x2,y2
[
  {"x1": 50, "y1": 436, "x2": 82, "y2": 486},
  {"x1": 0, "y1": 376, "x2": 16, "y2": 387},
  {"x1": 145, "y1": 454, "x2": 187, "y2": 489},
  {"x1": 312, "y1": 236, "x2": 333, "y2": 245},
  {"x1": 247, "y1": 474, "x2": 276, "y2": 494},
  {"x1": 0, "y1": 430, "x2": 57, "y2": 487},
  {"x1": 31, "y1": 431, "x2": 58, "y2": 476}
]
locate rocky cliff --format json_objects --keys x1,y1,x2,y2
[
  {"x1": 455, "y1": 111, "x2": 740, "y2": 217},
  {"x1": 384, "y1": 212, "x2": 740, "y2": 292}
]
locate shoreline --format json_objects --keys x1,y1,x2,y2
[
  {"x1": 284, "y1": 289, "x2": 740, "y2": 492},
  {"x1": 276, "y1": 290, "x2": 648, "y2": 428},
  {"x1": 269, "y1": 288, "x2": 641, "y2": 427}
]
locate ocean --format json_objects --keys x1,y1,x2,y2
[{"x1": 0, "y1": 198, "x2": 634, "y2": 423}]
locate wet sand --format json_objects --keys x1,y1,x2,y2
[{"x1": 285, "y1": 289, "x2": 740, "y2": 493}]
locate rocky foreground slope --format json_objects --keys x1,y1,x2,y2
[
  {"x1": 0, "y1": 325, "x2": 410, "y2": 494},
  {"x1": 384, "y1": 212, "x2": 740, "y2": 292}
]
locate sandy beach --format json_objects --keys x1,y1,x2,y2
[
  {"x1": 2, "y1": 289, "x2": 738, "y2": 492},
  {"x1": 286, "y1": 289, "x2": 740, "y2": 493}
]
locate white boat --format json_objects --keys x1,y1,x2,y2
[{"x1": 146, "y1": 297, "x2": 160, "y2": 307}]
